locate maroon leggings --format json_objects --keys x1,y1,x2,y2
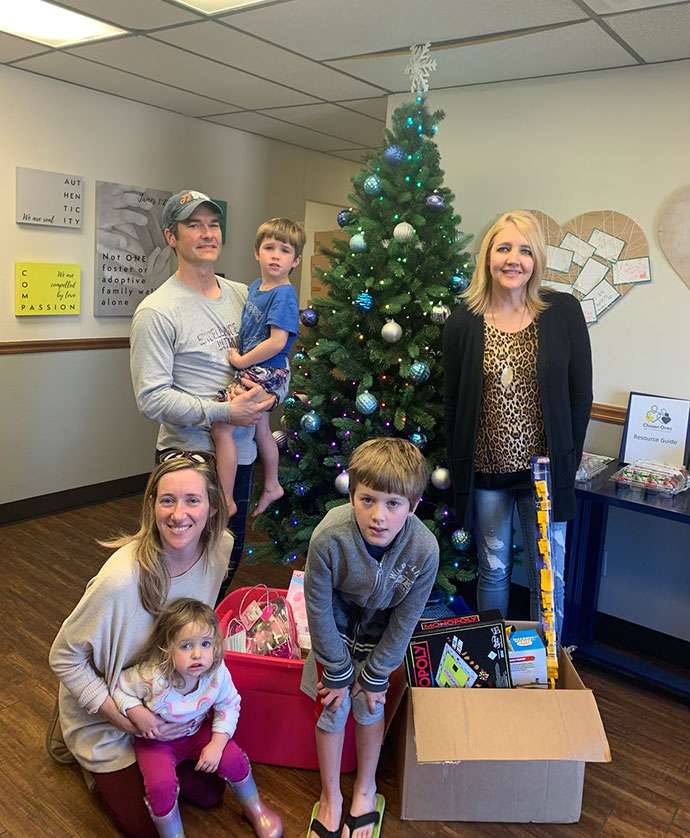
[{"x1": 93, "y1": 754, "x2": 225, "y2": 838}]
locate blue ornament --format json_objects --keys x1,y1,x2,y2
[
  {"x1": 336, "y1": 208, "x2": 355, "y2": 228},
  {"x1": 293, "y1": 351, "x2": 306, "y2": 363},
  {"x1": 300, "y1": 410, "x2": 321, "y2": 433},
  {"x1": 350, "y1": 233, "x2": 367, "y2": 252},
  {"x1": 408, "y1": 430, "x2": 427, "y2": 449},
  {"x1": 409, "y1": 361, "x2": 430, "y2": 383},
  {"x1": 451, "y1": 528, "x2": 473, "y2": 552},
  {"x1": 425, "y1": 192, "x2": 445, "y2": 212},
  {"x1": 383, "y1": 144, "x2": 405, "y2": 165},
  {"x1": 300, "y1": 307, "x2": 319, "y2": 327},
  {"x1": 355, "y1": 390, "x2": 378, "y2": 415},
  {"x1": 450, "y1": 273, "x2": 469, "y2": 292},
  {"x1": 363, "y1": 175, "x2": 381, "y2": 196},
  {"x1": 284, "y1": 395, "x2": 297, "y2": 409},
  {"x1": 355, "y1": 291, "x2": 373, "y2": 311}
]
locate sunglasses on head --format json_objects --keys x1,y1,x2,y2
[{"x1": 158, "y1": 449, "x2": 216, "y2": 465}]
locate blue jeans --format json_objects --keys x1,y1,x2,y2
[{"x1": 474, "y1": 487, "x2": 566, "y2": 641}]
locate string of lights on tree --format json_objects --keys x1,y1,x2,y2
[{"x1": 251, "y1": 45, "x2": 478, "y2": 596}]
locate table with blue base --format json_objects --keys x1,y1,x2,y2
[{"x1": 563, "y1": 460, "x2": 690, "y2": 699}]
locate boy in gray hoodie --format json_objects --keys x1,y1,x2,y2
[{"x1": 304, "y1": 437, "x2": 439, "y2": 838}]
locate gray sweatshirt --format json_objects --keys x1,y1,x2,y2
[
  {"x1": 305, "y1": 503, "x2": 439, "y2": 692},
  {"x1": 130, "y1": 274, "x2": 256, "y2": 462}
]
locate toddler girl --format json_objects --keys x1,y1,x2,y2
[{"x1": 114, "y1": 598, "x2": 282, "y2": 838}]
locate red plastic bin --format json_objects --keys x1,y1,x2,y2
[{"x1": 216, "y1": 586, "x2": 357, "y2": 771}]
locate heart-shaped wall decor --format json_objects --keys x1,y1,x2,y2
[
  {"x1": 658, "y1": 186, "x2": 690, "y2": 292},
  {"x1": 531, "y1": 210, "x2": 650, "y2": 326}
]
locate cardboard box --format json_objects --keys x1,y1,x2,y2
[{"x1": 395, "y1": 624, "x2": 611, "y2": 823}]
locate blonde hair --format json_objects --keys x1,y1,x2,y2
[
  {"x1": 462, "y1": 209, "x2": 548, "y2": 317},
  {"x1": 348, "y1": 437, "x2": 430, "y2": 505},
  {"x1": 136, "y1": 598, "x2": 223, "y2": 690},
  {"x1": 101, "y1": 457, "x2": 228, "y2": 615},
  {"x1": 254, "y1": 217, "x2": 306, "y2": 259}
]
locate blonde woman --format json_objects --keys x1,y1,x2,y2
[
  {"x1": 443, "y1": 210, "x2": 592, "y2": 639},
  {"x1": 49, "y1": 455, "x2": 232, "y2": 837}
]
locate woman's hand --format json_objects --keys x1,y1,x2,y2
[
  {"x1": 126, "y1": 705, "x2": 161, "y2": 739},
  {"x1": 97, "y1": 695, "x2": 138, "y2": 736}
]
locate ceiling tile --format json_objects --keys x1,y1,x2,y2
[
  {"x1": 605, "y1": 5, "x2": 690, "y2": 61},
  {"x1": 54, "y1": 0, "x2": 200, "y2": 29},
  {"x1": 0, "y1": 33, "x2": 47, "y2": 63},
  {"x1": 13, "y1": 51, "x2": 238, "y2": 116},
  {"x1": 329, "y1": 148, "x2": 378, "y2": 163},
  {"x1": 588, "y1": 1, "x2": 687, "y2": 12},
  {"x1": 328, "y1": 21, "x2": 638, "y2": 90},
  {"x1": 261, "y1": 103, "x2": 384, "y2": 146},
  {"x1": 68, "y1": 35, "x2": 318, "y2": 108},
  {"x1": 335, "y1": 97, "x2": 388, "y2": 121},
  {"x1": 225, "y1": 0, "x2": 586, "y2": 60},
  {"x1": 204, "y1": 111, "x2": 362, "y2": 151},
  {"x1": 154, "y1": 20, "x2": 385, "y2": 99}
]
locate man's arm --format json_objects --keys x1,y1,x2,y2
[{"x1": 130, "y1": 308, "x2": 274, "y2": 428}]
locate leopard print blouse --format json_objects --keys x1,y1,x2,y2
[{"x1": 474, "y1": 319, "x2": 546, "y2": 474}]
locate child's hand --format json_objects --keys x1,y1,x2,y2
[
  {"x1": 195, "y1": 740, "x2": 224, "y2": 773},
  {"x1": 351, "y1": 683, "x2": 387, "y2": 714},
  {"x1": 126, "y1": 705, "x2": 161, "y2": 738},
  {"x1": 317, "y1": 681, "x2": 348, "y2": 711},
  {"x1": 228, "y1": 348, "x2": 248, "y2": 369}
]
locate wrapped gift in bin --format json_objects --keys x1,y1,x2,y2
[{"x1": 216, "y1": 586, "x2": 356, "y2": 771}]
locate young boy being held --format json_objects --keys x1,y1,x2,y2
[
  {"x1": 303, "y1": 438, "x2": 439, "y2": 838},
  {"x1": 212, "y1": 218, "x2": 304, "y2": 518}
]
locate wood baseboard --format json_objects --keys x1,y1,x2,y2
[{"x1": 0, "y1": 473, "x2": 149, "y2": 526}]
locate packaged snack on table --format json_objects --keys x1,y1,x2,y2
[
  {"x1": 610, "y1": 460, "x2": 689, "y2": 495},
  {"x1": 576, "y1": 452, "x2": 614, "y2": 482}
]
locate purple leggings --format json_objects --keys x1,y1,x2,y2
[{"x1": 134, "y1": 716, "x2": 249, "y2": 816}]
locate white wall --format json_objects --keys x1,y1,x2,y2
[
  {"x1": 392, "y1": 61, "x2": 690, "y2": 639},
  {"x1": 0, "y1": 65, "x2": 357, "y2": 503}
]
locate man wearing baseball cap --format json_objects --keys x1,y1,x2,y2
[{"x1": 130, "y1": 189, "x2": 274, "y2": 583}]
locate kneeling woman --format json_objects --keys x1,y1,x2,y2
[
  {"x1": 443, "y1": 210, "x2": 592, "y2": 639},
  {"x1": 49, "y1": 455, "x2": 282, "y2": 837}
]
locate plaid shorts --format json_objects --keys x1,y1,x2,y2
[{"x1": 217, "y1": 365, "x2": 290, "y2": 405}]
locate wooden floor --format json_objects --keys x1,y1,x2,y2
[{"x1": 1, "y1": 493, "x2": 689, "y2": 837}]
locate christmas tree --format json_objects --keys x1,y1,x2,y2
[{"x1": 251, "y1": 72, "x2": 477, "y2": 597}]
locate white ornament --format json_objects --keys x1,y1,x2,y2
[
  {"x1": 405, "y1": 42, "x2": 438, "y2": 95},
  {"x1": 381, "y1": 319, "x2": 402, "y2": 343},
  {"x1": 335, "y1": 471, "x2": 350, "y2": 494},
  {"x1": 393, "y1": 222, "x2": 415, "y2": 243},
  {"x1": 431, "y1": 467, "x2": 451, "y2": 490}
]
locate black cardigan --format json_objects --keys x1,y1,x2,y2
[{"x1": 442, "y1": 290, "x2": 593, "y2": 524}]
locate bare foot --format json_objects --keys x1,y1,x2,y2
[
  {"x1": 226, "y1": 496, "x2": 237, "y2": 519},
  {"x1": 311, "y1": 794, "x2": 342, "y2": 838},
  {"x1": 342, "y1": 786, "x2": 378, "y2": 838},
  {"x1": 252, "y1": 484, "x2": 284, "y2": 517}
]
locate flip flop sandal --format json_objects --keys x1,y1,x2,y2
[
  {"x1": 307, "y1": 801, "x2": 341, "y2": 838},
  {"x1": 343, "y1": 793, "x2": 385, "y2": 838}
]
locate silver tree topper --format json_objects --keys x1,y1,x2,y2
[{"x1": 405, "y1": 42, "x2": 437, "y2": 94}]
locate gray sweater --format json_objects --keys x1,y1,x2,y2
[
  {"x1": 130, "y1": 274, "x2": 256, "y2": 462},
  {"x1": 305, "y1": 503, "x2": 439, "y2": 692}
]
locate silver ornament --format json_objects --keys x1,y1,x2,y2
[
  {"x1": 431, "y1": 467, "x2": 451, "y2": 490},
  {"x1": 393, "y1": 222, "x2": 415, "y2": 243},
  {"x1": 381, "y1": 320, "x2": 402, "y2": 343},
  {"x1": 335, "y1": 471, "x2": 350, "y2": 494},
  {"x1": 430, "y1": 303, "x2": 451, "y2": 324},
  {"x1": 272, "y1": 430, "x2": 288, "y2": 451}
]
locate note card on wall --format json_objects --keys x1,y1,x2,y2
[
  {"x1": 15, "y1": 263, "x2": 81, "y2": 316},
  {"x1": 16, "y1": 167, "x2": 83, "y2": 228}
]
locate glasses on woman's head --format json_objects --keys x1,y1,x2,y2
[{"x1": 158, "y1": 449, "x2": 216, "y2": 466}]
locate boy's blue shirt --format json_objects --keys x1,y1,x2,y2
[
  {"x1": 304, "y1": 502, "x2": 439, "y2": 693},
  {"x1": 238, "y1": 278, "x2": 298, "y2": 368}
]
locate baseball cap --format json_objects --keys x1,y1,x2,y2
[{"x1": 162, "y1": 190, "x2": 223, "y2": 231}]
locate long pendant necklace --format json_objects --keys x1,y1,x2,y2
[{"x1": 490, "y1": 304, "x2": 527, "y2": 391}]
